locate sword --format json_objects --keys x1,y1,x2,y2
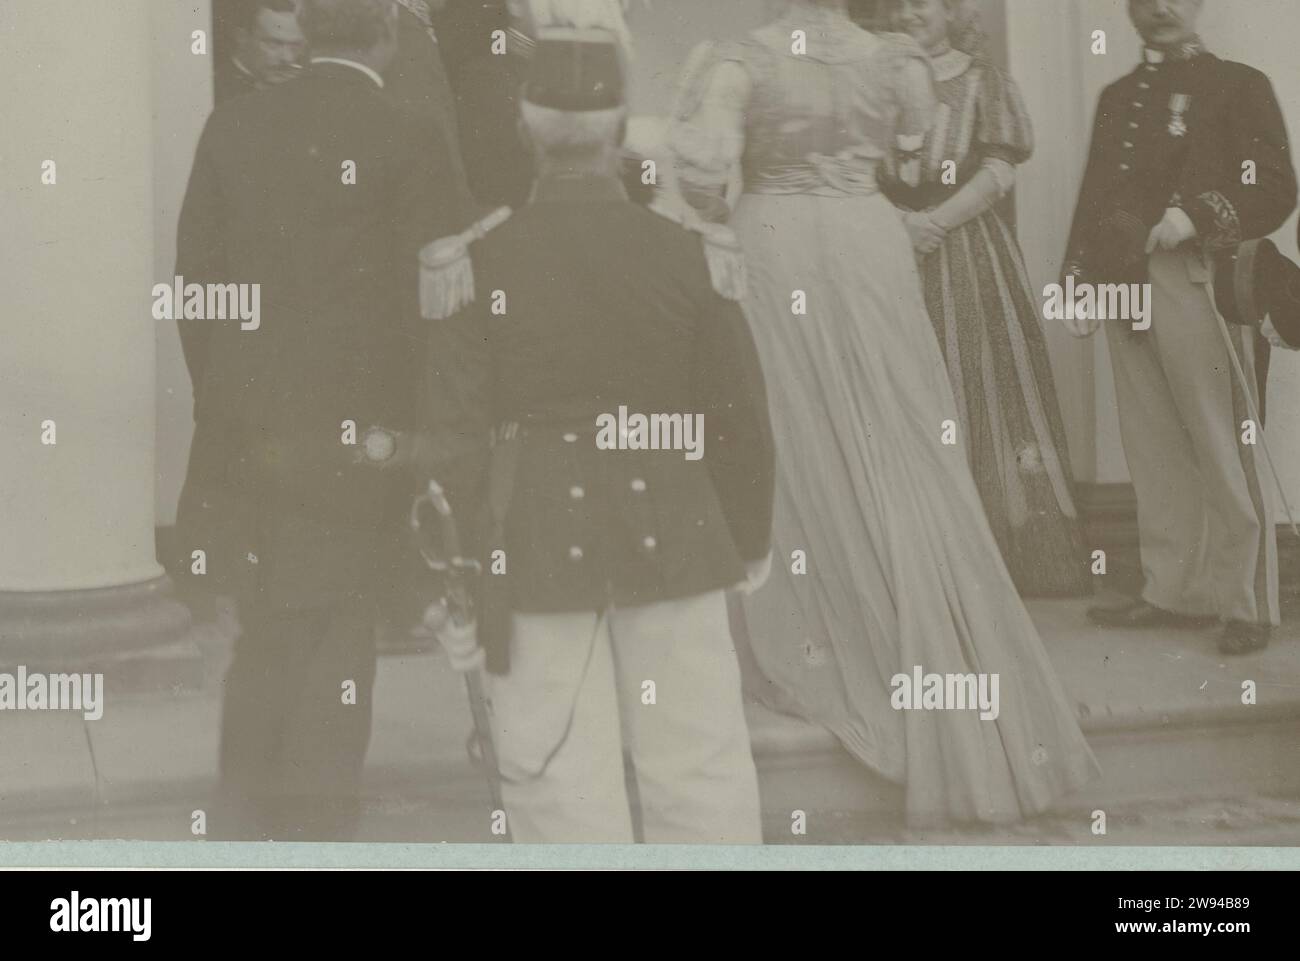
[
  {"x1": 410, "y1": 479, "x2": 511, "y2": 835},
  {"x1": 1204, "y1": 287, "x2": 1299, "y2": 536}
]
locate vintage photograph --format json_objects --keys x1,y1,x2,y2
[{"x1": 3, "y1": 0, "x2": 1300, "y2": 854}]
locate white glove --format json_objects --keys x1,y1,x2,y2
[
  {"x1": 1146, "y1": 207, "x2": 1198, "y2": 253},
  {"x1": 422, "y1": 601, "x2": 485, "y2": 673},
  {"x1": 1062, "y1": 309, "x2": 1101, "y2": 339},
  {"x1": 1058, "y1": 267, "x2": 1101, "y2": 339},
  {"x1": 733, "y1": 552, "x2": 773, "y2": 596}
]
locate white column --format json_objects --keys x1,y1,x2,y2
[{"x1": 0, "y1": 0, "x2": 188, "y2": 651}]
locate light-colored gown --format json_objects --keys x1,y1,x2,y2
[{"x1": 668, "y1": 10, "x2": 1098, "y2": 826}]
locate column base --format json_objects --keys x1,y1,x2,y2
[{"x1": 0, "y1": 575, "x2": 192, "y2": 663}]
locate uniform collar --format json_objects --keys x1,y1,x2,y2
[
  {"x1": 531, "y1": 173, "x2": 628, "y2": 204},
  {"x1": 1142, "y1": 36, "x2": 1206, "y2": 65},
  {"x1": 309, "y1": 56, "x2": 385, "y2": 89}
]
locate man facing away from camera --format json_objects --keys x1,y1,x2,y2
[
  {"x1": 217, "y1": 0, "x2": 307, "y2": 105},
  {"x1": 442, "y1": 0, "x2": 538, "y2": 209},
  {"x1": 1062, "y1": 0, "x2": 1296, "y2": 654},
  {"x1": 174, "y1": 0, "x2": 470, "y2": 840},
  {"x1": 420, "y1": 28, "x2": 775, "y2": 843},
  {"x1": 386, "y1": 0, "x2": 471, "y2": 189}
]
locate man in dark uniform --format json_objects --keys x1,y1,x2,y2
[
  {"x1": 175, "y1": 0, "x2": 468, "y2": 839},
  {"x1": 216, "y1": 0, "x2": 306, "y2": 105},
  {"x1": 387, "y1": 0, "x2": 471, "y2": 188},
  {"x1": 445, "y1": 0, "x2": 536, "y2": 208},
  {"x1": 420, "y1": 28, "x2": 775, "y2": 843},
  {"x1": 1062, "y1": 0, "x2": 1297, "y2": 653}
]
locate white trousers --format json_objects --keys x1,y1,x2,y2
[
  {"x1": 486, "y1": 590, "x2": 763, "y2": 844},
  {"x1": 1106, "y1": 249, "x2": 1279, "y2": 625}
]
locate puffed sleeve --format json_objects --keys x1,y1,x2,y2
[
  {"x1": 667, "y1": 41, "x2": 753, "y2": 223},
  {"x1": 882, "y1": 33, "x2": 937, "y2": 152},
  {"x1": 974, "y1": 63, "x2": 1034, "y2": 166}
]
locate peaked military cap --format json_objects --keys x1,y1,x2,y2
[{"x1": 1215, "y1": 238, "x2": 1300, "y2": 349}]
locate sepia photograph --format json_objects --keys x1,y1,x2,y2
[{"x1": 3, "y1": 0, "x2": 1300, "y2": 879}]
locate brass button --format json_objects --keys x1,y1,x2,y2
[
  {"x1": 563, "y1": 432, "x2": 578, "y2": 443},
  {"x1": 1133, "y1": 101, "x2": 1144, "y2": 109},
  {"x1": 1119, "y1": 163, "x2": 1131, "y2": 171},
  {"x1": 1138, "y1": 82, "x2": 1150, "y2": 90},
  {"x1": 642, "y1": 536, "x2": 657, "y2": 552},
  {"x1": 1123, "y1": 141, "x2": 1134, "y2": 148},
  {"x1": 1129, "y1": 121, "x2": 1139, "y2": 128},
  {"x1": 630, "y1": 478, "x2": 647, "y2": 493},
  {"x1": 568, "y1": 545, "x2": 584, "y2": 562},
  {"x1": 569, "y1": 485, "x2": 585, "y2": 500}
]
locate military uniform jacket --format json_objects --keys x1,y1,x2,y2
[
  {"x1": 424, "y1": 174, "x2": 775, "y2": 637},
  {"x1": 173, "y1": 62, "x2": 468, "y2": 610},
  {"x1": 1064, "y1": 45, "x2": 1297, "y2": 283}
]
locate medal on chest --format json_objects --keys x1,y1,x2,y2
[{"x1": 1168, "y1": 93, "x2": 1191, "y2": 137}]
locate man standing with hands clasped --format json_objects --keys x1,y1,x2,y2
[
  {"x1": 1061, "y1": 0, "x2": 1296, "y2": 654},
  {"x1": 418, "y1": 25, "x2": 775, "y2": 843}
]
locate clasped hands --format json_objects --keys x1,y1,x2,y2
[{"x1": 903, "y1": 211, "x2": 949, "y2": 256}]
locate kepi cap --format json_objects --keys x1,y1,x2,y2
[{"x1": 523, "y1": 27, "x2": 625, "y2": 111}]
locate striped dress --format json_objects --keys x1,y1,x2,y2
[{"x1": 883, "y1": 50, "x2": 1092, "y2": 597}]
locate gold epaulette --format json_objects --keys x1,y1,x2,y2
[
  {"x1": 648, "y1": 195, "x2": 748, "y2": 302},
  {"x1": 418, "y1": 206, "x2": 513, "y2": 321}
]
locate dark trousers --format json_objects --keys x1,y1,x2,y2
[{"x1": 216, "y1": 601, "x2": 378, "y2": 840}]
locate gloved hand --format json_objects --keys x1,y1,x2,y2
[
  {"x1": 1058, "y1": 267, "x2": 1102, "y2": 339},
  {"x1": 422, "y1": 600, "x2": 485, "y2": 673},
  {"x1": 903, "y1": 212, "x2": 947, "y2": 256},
  {"x1": 732, "y1": 551, "x2": 773, "y2": 596},
  {"x1": 1146, "y1": 207, "x2": 1198, "y2": 254}
]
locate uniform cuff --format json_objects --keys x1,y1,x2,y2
[{"x1": 1182, "y1": 191, "x2": 1243, "y2": 250}]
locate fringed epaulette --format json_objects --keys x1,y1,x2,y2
[
  {"x1": 648, "y1": 194, "x2": 747, "y2": 302},
  {"x1": 418, "y1": 206, "x2": 513, "y2": 321}
]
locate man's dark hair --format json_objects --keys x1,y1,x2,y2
[
  {"x1": 299, "y1": 0, "x2": 394, "y2": 54},
  {"x1": 231, "y1": 0, "x2": 299, "y2": 33}
]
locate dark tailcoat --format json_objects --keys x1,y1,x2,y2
[
  {"x1": 174, "y1": 62, "x2": 470, "y2": 613},
  {"x1": 424, "y1": 175, "x2": 775, "y2": 671},
  {"x1": 1064, "y1": 48, "x2": 1297, "y2": 284}
]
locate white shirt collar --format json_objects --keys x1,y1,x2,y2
[
  {"x1": 1143, "y1": 47, "x2": 1166, "y2": 65},
  {"x1": 309, "y1": 56, "x2": 385, "y2": 89}
]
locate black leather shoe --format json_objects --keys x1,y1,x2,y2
[
  {"x1": 1087, "y1": 597, "x2": 1214, "y2": 629},
  {"x1": 1217, "y1": 621, "x2": 1271, "y2": 656}
]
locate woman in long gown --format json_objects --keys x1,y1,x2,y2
[
  {"x1": 880, "y1": 0, "x2": 1091, "y2": 597},
  {"x1": 667, "y1": 0, "x2": 1097, "y2": 827}
]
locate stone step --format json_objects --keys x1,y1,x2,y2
[{"x1": 4, "y1": 599, "x2": 1300, "y2": 844}]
